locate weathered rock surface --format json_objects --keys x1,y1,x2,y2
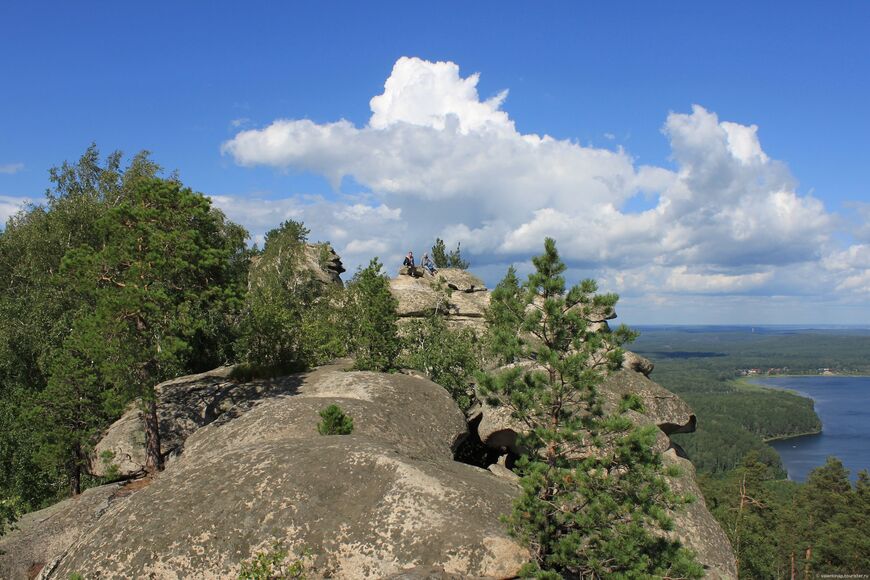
[
  {"x1": 390, "y1": 268, "x2": 489, "y2": 331},
  {"x1": 599, "y1": 369, "x2": 696, "y2": 435},
  {"x1": 0, "y1": 483, "x2": 126, "y2": 580},
  {"x1": 248, "y1": 241, "x2": 345, "y2": 288},
  {"x1": 89, "y1": 365, "x2": 291, "y2": 478},
  {"x1": 48, "y1": 365, "x2": 528, "y2": 579},
  {"x1": 663, "y1": 450, "x2": 738, "y2": 579},
  {"x1": 303, "y1": 243, "x2": 345, "y2": 286},
  {"x1": 474, "y1": 367, "x2": 697, "y2": 455},
  {"x1": 622, "y1": 350, "x2": 655, "y2": 376}
]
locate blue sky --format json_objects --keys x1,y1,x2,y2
[{"x1": 2, "y1": 2, "x2": 869, "y2": 324}]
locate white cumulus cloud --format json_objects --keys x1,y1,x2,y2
[{"x1": 219, "y1": 57, "x2": 859, "y2": 320}]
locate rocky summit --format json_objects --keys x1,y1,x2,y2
[{"x1": 0, "y1": 265, "x2": 737, "y2": 579}]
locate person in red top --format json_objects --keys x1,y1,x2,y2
[{"x1": 402, "y1": 251, "x2": 415, "y2": 268}]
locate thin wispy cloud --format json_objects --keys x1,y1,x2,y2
[{"x1": 0, "y1": 162, "x2": 24, "y2": 175}]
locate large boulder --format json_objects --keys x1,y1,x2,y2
[
  {"x1": 89, "y1": 365, "x2": 296, "y2": 478},
  {"x1": 48, "y1": 365, "x2": 528, "y2": 579},
  {"x1": 0, "y1": 482, "x2": 135, "y2": 580},
  {"x1": 599, "y1": 369, "x2": 696, "y2": 435},
  {"x1": 474, "y1": 363, "x2": 696, "y2": 455},
  {"x1": 302, "y1": 243, "x2": 345, "y2": 286},
  {"x1": 390, "y1": 268, "x2": 489, "y2": 332}
]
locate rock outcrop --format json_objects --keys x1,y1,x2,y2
[
  {"x1": 89, "y1": 365, "x2": 287, "y2": 478},
  {"x1": 0, "y1": 482, "x2": 129, "y2": 580},
  {"x1": 303, "y1": 243, "x2": 345, "y2": 286},
  {"x1": 662, "y1": 450, "x2": 739, "y2": 580},
  {"x1": 38, "y1": 364, "x2": 528, "y2": 579},
  {"x1": 248, "y1": 241, "x2": 345, "y2": 292},
  {"x1": 4, "y1": 259, "x2": 737, "y2": 579},
  {"x1": 390, "y1": 268, "x2": 490, "y2": 331}
]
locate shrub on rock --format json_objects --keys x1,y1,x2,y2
[{"x1": 317, "y1": 405, "x2": 353, "y2": 436}]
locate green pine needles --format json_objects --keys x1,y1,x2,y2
[
  {"x1": 479, "y1": 238, "x2": 703, "y2": 579},
  {"x1": 317, "y1": 404, "x2": 354, "y2": 436}
]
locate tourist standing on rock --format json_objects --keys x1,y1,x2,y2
[
  {"x1": 403, "y1": 251, "x2": 415, "y2": 268},
  {"x1": 422, "y1": 253, "x2": 436, "y2": 275}
]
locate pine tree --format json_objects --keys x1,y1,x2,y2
[
  {"x1": 61, "y1": 176, "x2": 247, "y2": 474},
  {"x1": 37, "y1": 316, "x2": 112, "y2": 495},
  {"x1": 0, "y1": 146, "x2": 167, "y2": 506},
  {"x1": 345, "y1": 258, "x2": 400, "y2": 372},
  {"x1": 479, "y1": 238, "x2": 702, "y2": 578},
  {"x1": 707, "y1": 451, "x2": 780, "y2": 579},
  {"x1": 317, "y1": 404, "x2": 354, "y2": 435},
  {"x1": 431, "y1": 238, "x2": 449, "y2": 268},
  {"x1": 785, "y1": 458, "x2": 868, "y2": 576},
  {"x1": 447, "y1": 241, "x2": 470, "y2": 269}
]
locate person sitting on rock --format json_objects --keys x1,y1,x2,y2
[
  {"x1": 421, "y1": 253, "x2": 436, "y2": 275},
  {"x1": 402, "y1": 251, "x2": 415, "y2": 268}
]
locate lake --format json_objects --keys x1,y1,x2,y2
[{"x1": 752, "y1": 375, "x2": 870, "y2": 482}]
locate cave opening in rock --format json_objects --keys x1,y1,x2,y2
[{"x1": 453, "y1": 413, "x2": 501, "y2": 468}]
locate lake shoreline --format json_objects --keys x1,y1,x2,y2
[
  {"x1": 750, "y1": 375, "x2": 870, "y2": 482},
  {"x1": 762, "y1": 428, "x2": 822, "y2": 443}
]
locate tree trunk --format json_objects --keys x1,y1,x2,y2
[
  {"x1": 804, "y1": 546, "x2": 812, "y2": 580},
  {"x1": 69, "y1": 442, "x2": 82, "y2": 496},
  {"x1": 144, "y1": 398, "x2": 164, "y2": 474}
]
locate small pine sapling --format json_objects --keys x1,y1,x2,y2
[{"x1": 317, "y1": 404, "x2": 354, "y2": 435}]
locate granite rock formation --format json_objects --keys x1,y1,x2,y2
[{"x1": 26, "y1": 364, "x2": 529, "y2": 579}]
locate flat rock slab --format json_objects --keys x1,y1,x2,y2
[{"x1": 0, "y1": 483, "x2": 124, "y2": 580}]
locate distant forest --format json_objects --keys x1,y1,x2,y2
[
  {"x1": 634, "y1": 327, "x2": 870, "y2": 577},
  {"x1": 633, "y1": 326, "x2": 870, "y2": 474}
]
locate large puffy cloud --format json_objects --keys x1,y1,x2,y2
[{"x1": 220, "y1": 57, "x2": 862, "y2": 318}]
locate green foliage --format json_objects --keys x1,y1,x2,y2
[
  {"x1": 317, "y1": 404, "x2": 354, "y2": 435},
  {"x1": 265, "y1": 219, "x2": 309, "y2": 246},
  {"x1": 238, "y1": 542, "x2": 309, "y2": 579},
  {"x1": 400, "y1": 314, "x2": 482, "y2": 412},
  {"x1": 702, "y1": 452, "x2": 784, "y2": 578},
  {"x1": 0, "y1": 495, "x2": 22, "y2": 537},
  {"x1": 345, "y1": 258, "x2": 400, "y2": 372},
  {"x1": 447, "y1": 241, "x2": 470, "y2": 269},
  {"x1": 0, "y1": 146, "x2": 248, "y2": 509},
  {"x1": 431, "y1": 238, "x2": 469, "y2": 269},
  {"x1": 61, "y1": 175, "x2": 248, "y2": 471},
  {"x1": 784, "y1": 458, "x2": 870, "y2": 575},
  {"x1": 235, "y1": 221, "x2": 343, "y2": 373},
  {"x1": 479, "y1": 238, "x2": 701, "y2": 578},
  {"x1": 431, "y1": 238, "x2": 448, "y2": 269},
  {"x1": 700, "y1": 456, "x2": 870, "y2": 578},
  {"x1": 99, "y1": 450, "x2": 121, "y2": 481}
]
